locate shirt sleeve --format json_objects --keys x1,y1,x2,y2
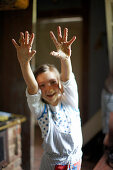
[
  {"x1": 61, "y1": 73, "x2": 79, "y2": 109},
  {"x1": 26, "y1": 89, "x2": 44, "y2": 118}
]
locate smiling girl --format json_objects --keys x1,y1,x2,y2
[{"x1": 12, "y1": 26, "x2": 83, "y2": 170}]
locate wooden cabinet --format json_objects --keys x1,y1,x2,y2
[{"x1": 0, "y1": 115, "x2": 26, "y2": 170}]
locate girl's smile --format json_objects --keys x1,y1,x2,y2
[{"x1": 36, "y1": 70, "x2": 62, "y2": 106}]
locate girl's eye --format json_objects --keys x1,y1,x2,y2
[
  {"x1": 39, "y1": 84, "x2": 45, "y2": 88},
  {"x1": 51, "y1": 81, "x2": 57, "y2": 85}
]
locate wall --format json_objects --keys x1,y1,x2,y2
[
  {"x1": 37, "y1": 0, "x2": 82, "y2": 12},
  {"x1": 88, "y1": 0, "x2": 109, "y2": 118},
  {"x1": 0, "y1": 1, "x2": 33, "y2": 169}
]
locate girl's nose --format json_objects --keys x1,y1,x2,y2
[
  {"x1": 49, "y1": 88, "x2": 54, "y2": 93},
  {"x1": 46, "y1": 83, "x2": 51, "y2": 89},
  {"x1": 46, "y1": 84, "x2": 54, "y2": 93}
]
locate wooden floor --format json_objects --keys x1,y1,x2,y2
[
  {"x1": 93, "y1": 153, "x2": 113, "y2": 170},
  {"x1": 34, "y1": 125, "x2": 97, "y2": 170}
]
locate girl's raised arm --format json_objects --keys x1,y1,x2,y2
[
  {"x1": 50, "y1": 26, "x2": 76, "y2": 82},
  {"x1": 12, "y1": 31, "x2": 38, "y2": 95}
]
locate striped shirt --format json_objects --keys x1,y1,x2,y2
[{"x1": 26, "y1": 73, "x2": 83, "y2": 170}]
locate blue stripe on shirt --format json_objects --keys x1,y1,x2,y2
[{"x1": 38, "y1": 104, "x2": 47, "y2": 120}]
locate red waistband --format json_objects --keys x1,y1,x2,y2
[{"x1": 55, "y1": 160, "x2": 81, "y2": 170}]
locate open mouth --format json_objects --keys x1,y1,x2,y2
[{"x1": 47, "y1": 92, "x2": 56, "y2": 98}]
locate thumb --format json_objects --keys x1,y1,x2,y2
[
  {"x1": 30, "y1": 50, "x2": 36, "y2": 57},
  {"x1": 50, "y1": 51, "x2": 60, "y2": 57},
  {"x1": 50, "y1": 50, "x2": 68, "y2": 59},
  {"x1": 12, "y1": 39, "x2": 19, "y2": 49}
]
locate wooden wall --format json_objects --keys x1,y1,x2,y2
[{"x1": 0, "y1": 1, "x2": 33, "y2": 169}]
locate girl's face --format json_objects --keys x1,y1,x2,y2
[{"x1": 36, "y1": 70, "x2": 62, "y2": 106}]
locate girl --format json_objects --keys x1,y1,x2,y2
[{"x1": 12, "y1": 26, "x2": 83, "y2": 170}]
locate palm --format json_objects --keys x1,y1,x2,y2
[
  {"x1": 12, "y1": 31, "x2": 36, "y2": 63},
  {"x1": 17, "y1": 44, "x2": 32, "y2": 60}
]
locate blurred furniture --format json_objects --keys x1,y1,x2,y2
[{"x1": 0, "y1": 114, "x2": 26, "y2": 170}]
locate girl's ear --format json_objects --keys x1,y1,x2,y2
[
  {"x1": 58, "y1": 81, "x2": 63, "y2": 94},
  {"x1": 58, "y1": 81, "x2": 61, "y2": 89}
]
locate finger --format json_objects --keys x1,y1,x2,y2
[
  {"x1": 57, "y1": 26, "x2": 62, "y2": 42},
  {"x1": 63, "y1": 28, "x2": 68, "y2": 42},
  {"x1": 25, "y1": 31, "x2": 29, "y2": 44},
  {"x1": 12, "y1": 39, "x2": 19, "y2": 49},
  {"x1": 67, "y1": 36, "x2": 76, "y2": 46},
  {"x1": 50, "y1": 31, "x2": 59, "y2": 48},
  {"x1": 29, "y1": 33, "x2": 34, "y2": 47},
  {"x1": 20, "y1": 32, "x2": 25, "y2": 45}
]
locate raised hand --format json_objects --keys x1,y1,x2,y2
[
  {"x1": 12, "y1": 31, "x2": 36, "y2": 64},
  {"x1": 50, "y1": 26, "x2": 76, "y2": 59}
]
